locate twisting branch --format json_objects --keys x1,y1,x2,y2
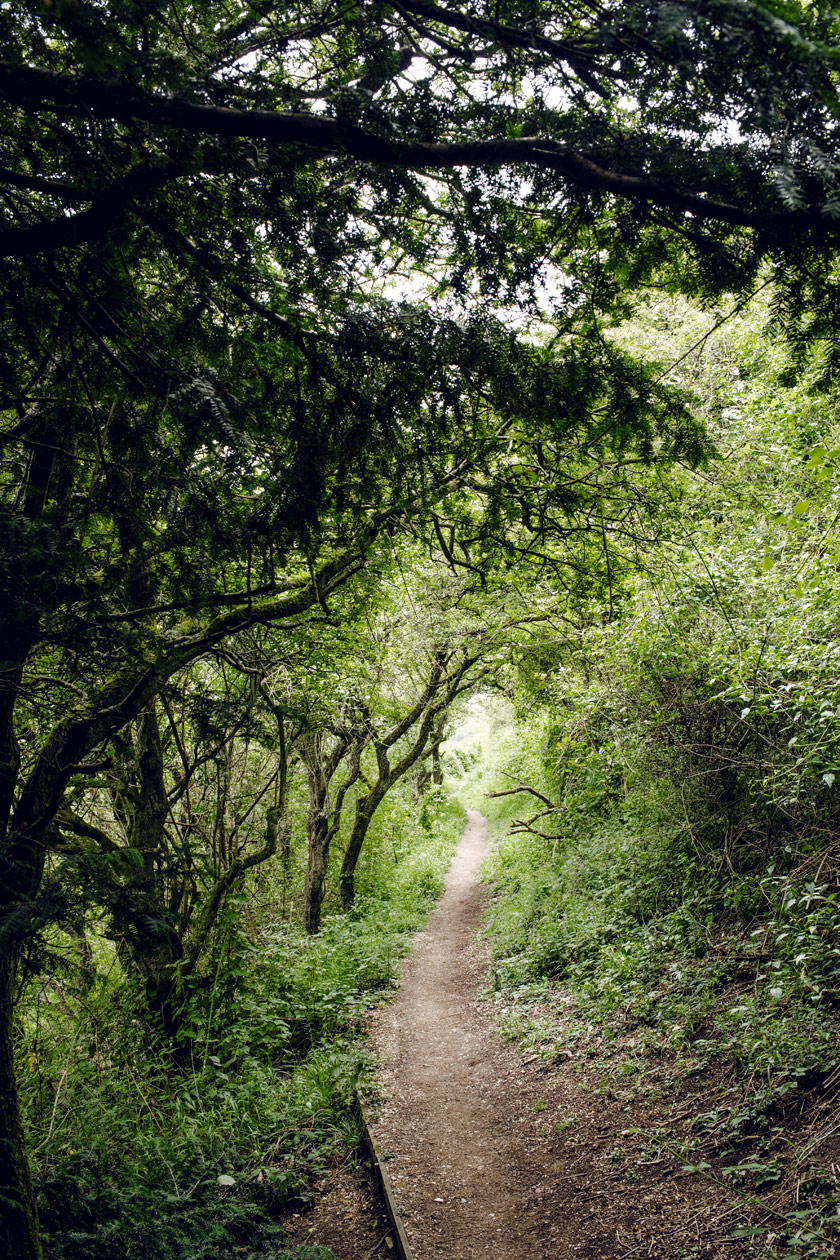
[
  {"x1": 394, "y1": 0, "x2": 615, "y2": 94},
  {"x1": 485, "y1": 772, "x2": 556, "y2": 811},
  {"x1": 486, "y1": 775, "x2": 565, "y2": 846},
  {"x1": 0, "y1": 160, "x2": 186, "y2": 259}
]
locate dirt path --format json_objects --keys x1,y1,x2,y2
[
  {"x1": 367, "y1": 810, "x2": 749, "y2": 1260},
  {"x1": 369, "y1": 810, "x2": 577, "y2": 1259}
]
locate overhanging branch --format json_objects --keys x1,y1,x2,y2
[
  {"x1": 394, "y1": 0, "x2": 614, "y2": 95},
  {"x1": 0, "y1": 160, "x2": 187, "y2": 259},
  {"x1": 0, "y1": 61, "x2": 793, "y2": 251}
]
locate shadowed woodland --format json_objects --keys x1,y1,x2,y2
[{"x1": 3, "y1": 1, "x2": 840, "y2": 1257}]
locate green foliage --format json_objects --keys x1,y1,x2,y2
[
  {"x1": 19, "y1": 791, "x2": 462, "y2": 1260},
  {"x1": 7, "y1": 1, "x2": 840, "y2": 1253},
  {"x1": 348, "y1": 788, "x2": 464, "y2": 919},
  {"x1": 473, "y1": 300, "x2": 840, "y2": 1259}
]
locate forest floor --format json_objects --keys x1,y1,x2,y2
[{"x1": 281, "y1": 812, "x2": 787, "y2": 1259}]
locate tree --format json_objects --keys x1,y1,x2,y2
[
  {"x1": 87, "y1": 656, "x2": 296, "y2": 1036},
  {"x1": 6, "y1": 1, "x2": 836, "y2": 1253},
  {"x1": 2, "y1": 0, "x2": 839, "y2": 327},
  {"x1": 338, "y1": 642, "x2": 482, "y2": 909},
  {"x1": 300, "y1": 719, "x2": 365, "y2": 934}
]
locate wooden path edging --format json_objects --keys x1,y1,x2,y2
[{"x1": 355, "y1": 1092, "x2": 416, "y2": 1260}]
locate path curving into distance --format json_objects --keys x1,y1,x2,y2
[
  {"x1": 369, "y1": 810, "x2": 571, "y2": 1260},
  {"x1": 367, "y1": 810, "x2": 753, "y2": 1260}
]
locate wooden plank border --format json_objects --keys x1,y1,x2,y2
[{"x1": 355, "y1": 1092, "x2": 416, "y2": 1260}]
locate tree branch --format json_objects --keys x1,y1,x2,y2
[
  {"x1": 486, "y1": 778, "x2": 556, "y2": 810},
  {"x1": 0, "y1": 62, "x2": 795, "y2": 244},
  {"x1": 394, "y1": 0, "x2": 614, "y2": 94},
  {"x1": 51, "y1": 809, "x2": 120, "y2": 852},
  {"x1": 0, "y1": 161, "x2": 186, "y2": 259}
]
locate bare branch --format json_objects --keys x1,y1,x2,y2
[{"x1": 485, "y1": 775, "x2": 556, "y2": 810}]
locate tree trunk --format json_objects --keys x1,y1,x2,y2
[
  {"x1": 0, "y1": 636, "x2": 25, "y2": 841},
  {"x1": 304, "y1": 810, "x2": 330, "y2": 934},
  {"x1": 0, "y1": 419, "x2": 56, "y2": 836},
  {"x1": 412, "y1": 763, "x2": 431, "y2": 800},
  {"x1": 0, "y1": 949, "x2": 42, "y2": 1260},
  {"x1": 339, "y1": 789, "x2": 385, "y2": 911},
  {"x1": 136, "y1": 706, "x2": 181, "y2": 1028},
  {"x1": 109, "y1": 705, "x2": 184, "y2": 1031},
  {"x1": 0, "y1": 734, "x2": 55, "y2": 1260},
  {"x1": 302, "y1": 732, "x2": 361, "y2": 933},
  {"x1": 431, "y1": 738, "x2": 443, "y2": 786},
  {"x1": 279, "y1": 814, "x2": 292, "y2": 921}
]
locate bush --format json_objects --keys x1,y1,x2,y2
[{"x1": 22, "y1": 789, "x2": 464, "y2": 1259}]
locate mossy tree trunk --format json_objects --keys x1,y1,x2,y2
[
  {"x1": 0, "y1": 949, "x2": 42, "y2": 1260},
  {"x1": 303, "y1": 731, "x2": 362, "y2": 934},
  {"x1": 109, "y1": 705, "x2": 187, "y2": 1034}
]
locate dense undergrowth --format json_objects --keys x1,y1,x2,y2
[
  {"x1": 465, "y1": 301, "x2": 840, "y2": 1260},
  {"x1": 19, "y1": 790, "x2": 463, "y2": 1260}
]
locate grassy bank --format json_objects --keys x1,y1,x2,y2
[
  {"x1": 461, "y1": 703, "x2": 840, "y2": 1260},
  {"x1": 21, "y1": 792, "x2": 464, "y2": 1260}
]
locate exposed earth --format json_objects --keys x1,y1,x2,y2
[{"x1": 283, "y1": 811, "x2": 794, "y2": 1259}]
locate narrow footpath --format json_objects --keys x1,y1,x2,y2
[
  {"x1": 367, "y1": 810, "x2": 749, "y2": 1260},
  {"x1": 371, "y1": 809, "x2": 565, "y2": 1258}
]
